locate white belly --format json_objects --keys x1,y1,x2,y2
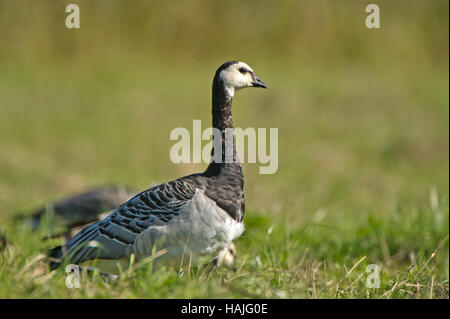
[{"x1": 134, "y1": 189, "x2": 244, "y2": 262}]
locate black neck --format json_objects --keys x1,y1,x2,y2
[
  {"x1": 211, "y1": 77, "x2": 233, "y2": 131},
  {"x1": 204, "y1": 76, "x2": 240, "y2": 175}
]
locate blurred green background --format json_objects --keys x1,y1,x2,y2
[{"x1": 0, "y1": 0, "x2": 448, "y2": 298}]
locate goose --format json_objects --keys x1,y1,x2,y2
[
  {"x1": 30, "y1": 185, "x2": 136, "y2": 235},
  {"x1": 48, "y1": 61, "x2": 267, "y2": 274}
]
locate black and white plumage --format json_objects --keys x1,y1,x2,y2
[{"x1": 48, "y1": 61, "x2": 266, "y2": 273}]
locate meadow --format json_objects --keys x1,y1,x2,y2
[{"x1": 0, "y1": 0, "x2": 448, "y2": 298}]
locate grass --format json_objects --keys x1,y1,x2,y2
[
  {"x1": 0, "y1": 197, "x2": 448, "y2": 298},
  {"x1": 0, "y1": 0, "x2": 448, "y2": 298}
]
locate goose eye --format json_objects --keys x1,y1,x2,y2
[{"x1": 239, "y1": 67, "x2": 247, "y2": 74}]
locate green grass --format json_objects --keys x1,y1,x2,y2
[
  {"x1": 0, "y1": 199, "x2": 448, "y2": 298},
  {"x1": 0, "y1": 0, "x2": 448, "y2": 298}
]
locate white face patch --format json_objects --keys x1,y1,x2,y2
[{"x1": 219, "y1": 62, "x2": 255, "y2": 97}]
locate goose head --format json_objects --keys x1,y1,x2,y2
[{"x1": 216, "y1": 61, "x2": 267, "y2": 97}]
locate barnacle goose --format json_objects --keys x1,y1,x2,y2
[{"x1": 48, "y1": 61, "x2": 267, "y2": 273}]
